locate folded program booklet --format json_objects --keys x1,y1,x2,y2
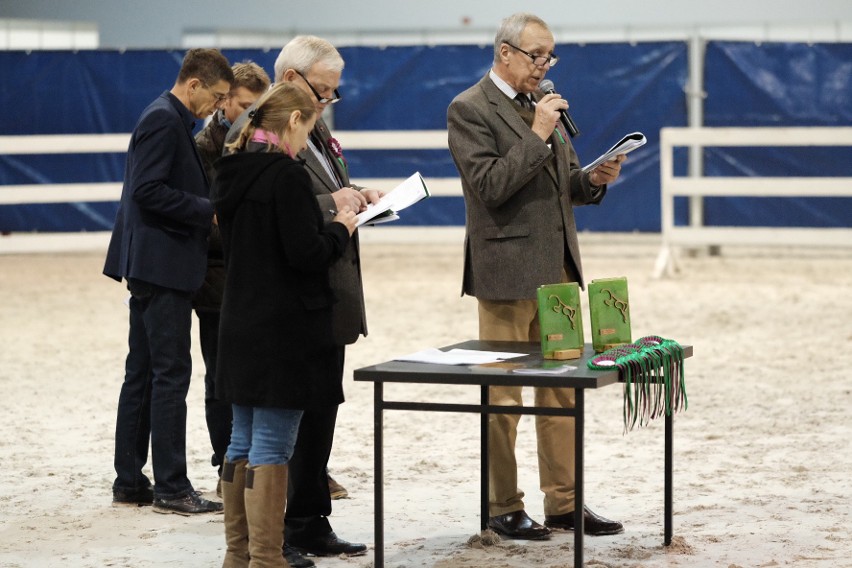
[
  {"x1": 581, "y1": 132, "x2": 647, "y2": 173},
  {"x1": 355, "y1": 171, "x2": 431, "y2": 227}
]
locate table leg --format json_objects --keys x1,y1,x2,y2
[
  {"x1": 481, "y1": 385, "x2": 489, "y2": 530},
  {"x1": 664, "y1": 411, "x2": 673, "y2": 545},
  {"x1": 374, "y1": 382, "x2": 384, "y2": 567},
  {"x1": 574, "y1": 389, "x2": 584, "y2": 568}
]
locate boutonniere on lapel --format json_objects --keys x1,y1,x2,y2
[{"x1": 326, "y1": 137, "x2": 347, "y2": 170}]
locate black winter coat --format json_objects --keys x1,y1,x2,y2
[{"x1": 212, "y1": 151, "x2": 350, "y2": 409}]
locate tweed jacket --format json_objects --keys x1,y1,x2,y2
[
  {"x1": 297, "y1": 117, "x2": 368, "y2": 345},
  {"x1": 192, "y1": 111, "x2": 228, "y2": 311},
  {"x1": 447, "y1": 74, "x2": 606, "y2": 299},
  {"x1": 195, "y1": 109, "x2": 228, "y2": 186}
]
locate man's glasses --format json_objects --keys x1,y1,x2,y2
[
  {"x1": 295, "y1": 70, "x2": 342, "y2": 104},
  {"x1": 201, "y1": 82, "x2": 229, "y2": 103},
  {"x1": 504, "y1": 42, "x2": 559, "y2": 67}
]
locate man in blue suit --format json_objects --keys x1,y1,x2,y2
[{"x1": 104, "y1": 48, "x2": 234, "y2": 515}]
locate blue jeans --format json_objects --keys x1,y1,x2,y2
[
  {"x1": 226, "y1": 405, "x2": 303, "y2": 466},
  {"x1": 113, "y1": 278, "x2": 194, "y2": 500}
]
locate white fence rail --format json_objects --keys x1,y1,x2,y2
[
  {"x1": 654, "y1": 126, "x2": 852, "y2": 278},
  {"x1": 0, "y1": 130, "x2": 460, "y2": 253}
]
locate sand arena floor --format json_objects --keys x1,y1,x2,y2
[{"x1": 1, "y1": 233, "x2": 850, "y2": 567}]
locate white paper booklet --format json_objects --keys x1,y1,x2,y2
[
  {"x1": 581, "y1": 132, "x2": 647, "y2": 173},
  {"x1": 355, "y1": 171, "x2": 431, "y2": 227}
]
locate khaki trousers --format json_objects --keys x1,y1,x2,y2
[{"x1": 478, "y1": 298, "x2": 576, "y2": 517}]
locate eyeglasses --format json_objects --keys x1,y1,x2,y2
[
  {"x1": 295, "y1": 70, "x2": 342, "y2": 104},
  {"x1": 201, "y1": 82, "x2": 229, "y2": 103},
  {"x1": 504, "y1": 41, "x2": 559, "y2": 67}
]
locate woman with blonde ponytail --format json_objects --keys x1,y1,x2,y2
[
  {"x1": 211, "y1": 82, "x2": 357, "y2": 568},
  {"x1": 225, "y1": 82, "x2": 315, "y2": 157}
]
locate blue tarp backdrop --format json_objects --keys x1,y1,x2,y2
[
  {"x1": 701, "y1": 41, "x2": 852, "y2": 228},
  {"x1": 0, "y1": 41, "x2": 849, "y2": 232}
]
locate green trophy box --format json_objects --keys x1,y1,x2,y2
[
  {"x1": 536, "y1": 283, "x2": 584, "y2": 360},
  {"x1": 588, "y1": 277, "x2": 632, "y2": 352}
]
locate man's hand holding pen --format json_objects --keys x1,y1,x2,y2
[{"x1": 331, "y1": 186, "x2": 385, "y2": 213}]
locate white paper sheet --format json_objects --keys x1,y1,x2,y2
[{"x1": 393, "y1": 348, "x2": 526, "y2": 365}]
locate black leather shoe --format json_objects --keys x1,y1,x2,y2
[
  {"x1": 487, "y1": 510, "x2": 551, "y2": 540},
  {"x1": 112, "y1": 485, "x2": 154, "y2": 506},
  {"x1": 152, "y1": 491, "x2": 223, "y2": 515},
  {"x1": 283, "y1": 543, "x2": 316, "y2": 568},
  {"x1": 544, "y1": 506, "x2": 624, "y2": 536},
  {"x1": 290, "y1": 531, "x2": 367, "y2": 557}
]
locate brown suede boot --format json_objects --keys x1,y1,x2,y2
[
  {"x1": 245, "y1": 464, "x2": 290, "y2": 568},
  {"x1": 222, "y1": 459, "x2": 250, "y2": 568}
]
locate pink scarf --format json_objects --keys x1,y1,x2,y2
[{"x1": 250, "y1": 129, "x2": 280, "y2": 146}]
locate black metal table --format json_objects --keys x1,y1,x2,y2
[{"x1": 353, "y1": 339, "x2": 693, "y2": 568}]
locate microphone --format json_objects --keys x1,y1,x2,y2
[{"x1": 538, "y1": 79, "x2": 580, "y2": 138}]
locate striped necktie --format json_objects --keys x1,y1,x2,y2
[{"x1": 515, "y1": 93, "x2": 533, "y2": 109}]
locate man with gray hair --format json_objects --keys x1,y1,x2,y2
[
  {"x1": 447, "y1": 13, "x2": 626, "y2": 541},
  {"x1": 223, "y1": 35, "x2": 377, "y2": 564}
]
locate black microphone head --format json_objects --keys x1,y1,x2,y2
[{"x1": 539, "y1": 79, "x2": 555, "y2": 93}]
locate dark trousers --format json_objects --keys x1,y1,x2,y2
[
  {"x1": 285, "y1": 346, "x2": 344, "y2": 542},
  {"x1": 196, "y1": 309, "x2": 231, "y2": 474},
  {"x1": 113, "y1": 278, "x2": 194, "y2": 500}
]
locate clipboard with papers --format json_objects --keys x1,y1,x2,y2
[{"x1": 581, "y1": 132, "x2": 647, "y2": 173}]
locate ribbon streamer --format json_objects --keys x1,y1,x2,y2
[{"x1": 588, "y1": 336, "x2": 688, "y2": 433}]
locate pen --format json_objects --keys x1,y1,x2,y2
[{"x1": 329, "y1": 209, "x2": 337, "y2": 216}]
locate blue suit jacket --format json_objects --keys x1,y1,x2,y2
[{"x1": 104, "y1": 91, "x2": 214, "y2": 292}]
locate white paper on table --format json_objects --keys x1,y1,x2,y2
[
  {"x1": 393, "y1": 348, "x2": 526, "y2": 366},
  {"x1": 512, "y1": 365, "x2": 577, "y2": 375}
]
